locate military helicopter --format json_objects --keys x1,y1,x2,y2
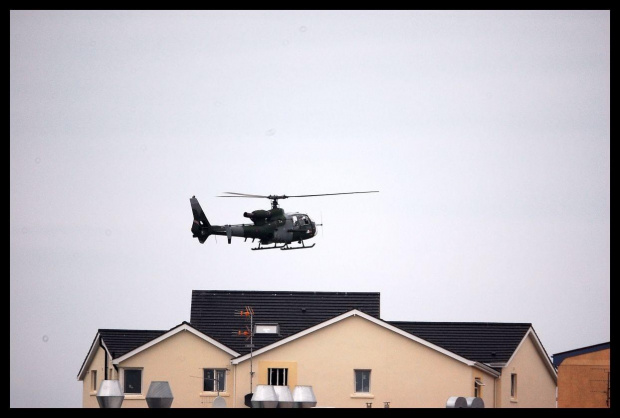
[{"x1": 190, "y1": 191, "x2": 378, "y2": 250}]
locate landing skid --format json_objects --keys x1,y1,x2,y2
[
  {"x1": 251, "y1": 243, "x2": 316, "y2": 251},
  {"x1": 252, "y1": 244, "x2": 286, "y2": 251},
  {"x1": 281, "y1": 243, "x2": 315, "y2": 250}
]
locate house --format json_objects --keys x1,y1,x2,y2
[
  {"x1": 78, "y1": 290, "x2": 557, "y2": 408},
  {"x1": 552, "y1": 342, "x2": 610, "y2": 408}
]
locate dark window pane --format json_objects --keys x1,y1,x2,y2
[
  {"x1": 355, "y1": 370, "x2": 370, "y2": 393},
  {"x1": 268, "y1": 368, "x2": 288, "y2": 386},
  {"x1": 124, "y1": 370, "x2": 142, "y2": 394},
  {"x1": 204, "y1": 369, "x2": 214, "y2": 392},
  {"x1": 216, "y1": 370, "x2": 226, "y2": 391}
]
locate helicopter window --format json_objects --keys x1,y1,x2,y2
[{"x1": 302, "y1": 216, "x2": 309, "y2": 225}]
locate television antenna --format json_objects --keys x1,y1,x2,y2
[{"x1": 234, "y1": 306, "x2": 255, "y2": 394}]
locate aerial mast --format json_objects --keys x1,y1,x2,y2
[{"x1": 234, "y1": 306, "x2": 255, "y2": 394}]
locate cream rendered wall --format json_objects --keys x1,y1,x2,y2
[
  {"x1": 116, "y1": 330, "x2": 234, "y2": 408},
  {"x1": 498, "y1": 333, "x2": 556, "y2": 408},
  {"x1": 82, "y1": 345, "x2": 107, "y2": 408},
  {"x1": 232, "y1": 315, "x2": 496, "y2": 408}
]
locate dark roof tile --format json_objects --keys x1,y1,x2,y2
[
  {"x1": 99, "y1": 329, "x2": 167, "y2": 359},
  {"x1": 388, "y1": 321, "x2": 531, "y2": 364}
]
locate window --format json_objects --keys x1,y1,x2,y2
[
  {"x1": 255, "y1": 324, "x2": 280, "y2": 335},
  {"x1": 474, "y1": 377, "x2": 484, "y2": 397},
  {"x1": 204, "y1": 369, "x2": 226, "y2": 392},
  {"x1": 91, "y1": 370, "x2": 97, "y2": 392},
  {"x1": 268, "y1": 368, "x2": 288, "y2": 386},
  {"x1": 510, "y1": 373, "x2": 517, "y2": 399},
  {"x1": 124, "y1": 369, "x2": 142, "y2": 394},
  {"x1": 355, "y1": 370, "x2": 371, "y2": 393}
]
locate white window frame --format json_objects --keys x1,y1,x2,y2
[
  {"x1": 91, "y1": 370, "x2": 97, "y2": 392},
  {"x1": 203, "y1": 368, "x2": 227, "y2": 392},
  {"x1": 474, "y1": 377, "x2": 485, "y2": 397}
]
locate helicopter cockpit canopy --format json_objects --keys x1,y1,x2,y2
[{"x1": 290, "y1": 214, "x2": 312, "y2": 227}]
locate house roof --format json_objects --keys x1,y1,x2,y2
[
  {"x1": 77, "y1": 328, "x2": 167, "y2": 380},
  {"x1": 112, "y1": 322, "x2": 240, "y2": 364},
  {"x1": 190, "y1": 290, "x2": 381, "y2": 355},
  {"x1": 79, "y1": 290, "x2": 555, "y2": 381},
  {"x1": 98, "y1": 329, "x2": 167, "y2": 359},
  {"x1": 552, "y1": 341, "x2": 610, "y2": 367},
  {"x1": 77, "y1": 322, "x2": 242, "y2": 380},
  {"x1": 388, "y1": 321, "x2": 532, "y2": 365}
]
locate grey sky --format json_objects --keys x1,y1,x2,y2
[{"x1": 10, "y1": 10, "x2": 609, "y2": 408}]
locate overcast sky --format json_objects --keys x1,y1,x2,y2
[{"x1": 10, "y1": 10, "x2": 609, "y2": 408}]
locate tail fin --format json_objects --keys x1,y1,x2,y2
[{"x1": 190, "y1": 196, "x2": 211, "y2": 243}]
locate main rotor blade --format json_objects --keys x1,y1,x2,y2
[
  {"x1": 217, "y1": 191, "x2": 379, "y2": 200},
  {"x1": 218, "y1": 192, "x2": 270, "y2": 198},
  {"x1": 286, "y1": 191, "x2": 379, "y2": 198}
]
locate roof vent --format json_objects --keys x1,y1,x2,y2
[
  {"x1": 273, "y1": 386, "x2": 294, "y2": 408},
  {"x1": 293, "y1": 385, "x2": 317, "y2": 408},
  {"x1": 251, "y1": 385, "x2": 279, "y2": 408},
  {"x1": 446, "y1": 396, "x2": 467, "y2": 408},
  {"x1": 146, "y1": 381, "x2": 174, "y2": 408},
  {"x1": 96, "y1": 380, "x2": 124, "y2": 408},
  {"x1": 465, "y1": 397, "x2": 485, "y2": 408}
]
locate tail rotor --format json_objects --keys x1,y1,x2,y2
[{"x1": 190, "y1": 196, "x2": 212, "y2": 243}]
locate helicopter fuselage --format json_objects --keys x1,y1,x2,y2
[
  {"x1": 210, "y1": 209, "x2": 317, "y2": 245},
  {"x1": 190, "y1": 196, "x2": 317, "y2": 249}
]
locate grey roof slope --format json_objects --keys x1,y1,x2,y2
[
  {"x1": 99, "y1": 329, "x2": 167, "y2": 359},
  {"x1": 388, "y1": 321, "x2": 532, "y2": 365},
  {"x1": 190, "y1": 290, "x2": 381, "y2": 355},
  {"x1": 77, "y1": 328, "x2": 168, "y2": 379}
]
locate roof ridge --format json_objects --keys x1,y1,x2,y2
[
  {"x1": 191, "y1": 289, "x2": 380, "y2": 294},
  {"x1": 98, "y1": 328, "x2": 167, "y2": 332},
  {"x1": 389, "y1": 321, "x2": 532, "y2": 325}
]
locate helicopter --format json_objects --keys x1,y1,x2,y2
[{"x1": 190, "y1": 191, "x2": 378, "y2": 250}]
